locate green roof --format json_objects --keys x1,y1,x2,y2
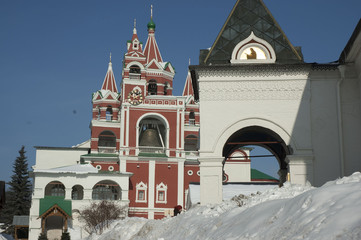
[
  {"x1": 147, "y1": 19, "x2": 156, "y2": 30},
  {"x1": 81, "y1": 153, "x2": 118, "y2": 157},
  {"x1": 39, "y1": 196, "x2": 72, "y2": 217},
  {"x1": 138, "y1": 152, "x2": 167, "y2": 158},
  {"x1": 202, "y1": 0, "x2": 303, "y2": 65},
  {"x1": 251, "y1": 169, "x2": 278, "y2": 181}
]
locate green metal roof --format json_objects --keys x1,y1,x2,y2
[
  {"x1": 138, "y1": 152, "x2": 167, "y2": 158},
  {"x1": 251, "y1": 168, "x2": 278, "y2": 181},
  {"x1": 81, "y1": 153, "x2": 118, "y2": 157},
  {"x1": 39, "y1": 196, "x2": 72, "y2": 217},
  {"x1": 202, "y1": 0, "x2": 303, "y2": 65}
]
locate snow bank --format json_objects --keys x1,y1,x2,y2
[{"x1": 80, "y1": 172, "x2": 361, "y2": 240}]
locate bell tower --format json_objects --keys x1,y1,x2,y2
[{"x1": 90, "y1": 55, "x2": 121, "y2": 154}]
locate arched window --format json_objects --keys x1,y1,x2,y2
[
  {"x1": 45, "y1": 181, "x2": 65, "y2": 197},
  {"x1": 98, "y1": 131, "x2": 116, "y2": 153},
  {"x1": 189, "y1": 110, "x2": 195, "y2": 125},
  {"x1": 163, "y1": 83, "x2": 168, "y2": 95},
  {"x1": 138, "y1": 117, "x2": 166, "y2": 154},
  {"x1": 71, "y1": 185, "x2": 84, "y2": 200},
  {"x1": 97, "y1": 106, "x2": 101, "y2": 120},
  {"x1": 106, "y1": 106, "x2": 113, "y2": 121},
  {"x1": 148, "y1": 79, "x2": 157, "y2": 95},
  {"x1": 129, "y1": 65, "x2": 141, "y2": 74},
  {"x1": 92, "y1": 180, "x2": 121, "y2": 200},
  {"x1": 184, "y1": 134, "x2": 198, "y2": 152}
]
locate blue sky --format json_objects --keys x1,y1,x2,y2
[{"x1": 1, "y1": 0, "x2": 360, "y2": 183}]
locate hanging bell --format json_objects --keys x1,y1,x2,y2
[{"x1": 139, "y1": 129, "x2": 162, "y2": 147}]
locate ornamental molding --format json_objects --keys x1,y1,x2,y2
[
  {"x1": 196, "y1": 64, "x2": 311, "y2": 78},
  {"x1": 199, "y1": 79, "x2": 310, "y2": 101}
]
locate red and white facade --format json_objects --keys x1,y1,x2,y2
[{"x1": 88, "y1": 18, "x2": 202, "y2": 219}]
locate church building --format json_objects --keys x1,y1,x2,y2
[{"x1": 28, "y1": 7, "x2": 271, "y2": 239}]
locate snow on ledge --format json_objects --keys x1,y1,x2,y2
[{"x1": 34, "y1": 163, "x2": 98, "y2": 174}]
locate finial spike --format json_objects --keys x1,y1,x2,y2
[
  {"x1": 110, "y1": 52, "x2": 112, "y2": 63},
  {"x1": 151, "y1": 5, "x2": 153, "y2": 19},
  {"x1": 134, "y1": 19, "x2": 136, "y2": 29},
  {"x1": 189, "y1": 58, "x2": 191, "y2": 66}
]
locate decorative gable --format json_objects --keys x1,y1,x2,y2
[
  {"x1": 201, "y1": 0, "x2": 303, "y2": 65},
  {"x1": 230, "y1": 32, "x2": 276, "y2": 64}
]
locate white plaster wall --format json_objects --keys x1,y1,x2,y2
[
  {"x1": 35, "y1": 148, "x2": 88, "y2": 169},
  {"x1": 29, "y1": 172, "x2": 130, "y2": 240},
  {"x1": 341, "y1": 66, "x2": 361, "y2": 176},
  {"x1": 197, "y1": 75, "x2": 312, "y2": 158},
  {"x1": 224, "y1": 162, "x2": 250, "y2": 182},
  {"x1": 309, "y1": 71, "x2": 341, "y2": 186}
]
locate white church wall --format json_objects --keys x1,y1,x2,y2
[
  {"x1": 309, "y1": 71, "x2": 341, "y2": 186},
  {"x1": 197, "y1": 72, "x2": 312, "y2": 158},
  {"x1": 224, "y1": 162, "x2": 250, "y2": 182},
  {"x1": 341, "y1": 66, "x2": 361, "y2": 176},
  {"x1": 34, "y1": 148, "x2": 88, "y2": 169}
]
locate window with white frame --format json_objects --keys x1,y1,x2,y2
[
  {"x1": 135, "y1": 182, "x2": 147, "y2": 203},
  {"x1": 156, "y1": 182, "x2": 167, "y2": 204}
]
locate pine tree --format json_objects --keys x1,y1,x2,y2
[
  {"x1": 38, "y1": 232, "x2": 48, "y2": 240},
  {"x1": 1, "y1": 146, "x2": 32, "y2": 235},
  {"x1": 61, "y1": 231, "x2": 71, "y2": 240}
]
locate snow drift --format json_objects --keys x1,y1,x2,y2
[{"x1": 83, "y1": 172, "x2": 361, "y2": 240}]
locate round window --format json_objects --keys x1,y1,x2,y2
[
  {"x1": 96, "y1": 165, "x2": 102, "y2": 170},
  {"x1": 187, "y1": 170, "x2": 193, "y2": 176},
  {"x1": 108, "y1": 166, "x2": 114, "y2": 171},
  {"x1": 197, "y1": 170, "x2": 200, "y2": 176}
]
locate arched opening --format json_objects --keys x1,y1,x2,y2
[
  {"x1": 105, "y1": 106, "x2": 113, "y2": 121},
  {"x1": 138, "y1": 117, "x2": 167, "y2": 154},
  {"x1": 45, "y1": 216, "x2": 63, "y2": 240},
  {"x1": 129, "y1": 65, "x2": 141, "y2": 80},
  {"x1": 189, "y1": 110, "x2": 195, "y2": 125},
  {"x1": 148, "y1": 79, "x2": 157, "y2": 95},
  {"x1": 98, "y1": 130, "x2": 116, "y2": 153},
  {"x1": 92, "y1": 180, "x2": 121, "y2": 200},
  {"x1": 71, "y1": 185, "x2": 84, "y2": 200},
  {"x1": 222, "y1": 126, "x2": 291, "y2": 185},
  {"x1": 184, "y1": 134, "x2": 198, "y2": 152},
  {"x1": 45, "y1": 181, "x2": 65, "y2": 197},
  {"x1": 163, "y1": 82, "x2": 168, "y2": 95}
]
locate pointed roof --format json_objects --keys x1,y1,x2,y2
[
  {"x1": 143, "y1": 9, "x2": 163, "y2": 64},
  {"x1": 201, "y1": 0, "x2": 303, "y2": 65},
  {"x1": 182, "y1": 71, "x2": 194, "y2": 96},
  {"x1": 101, "y1": 55, "x2": 118, "y2": 93}
]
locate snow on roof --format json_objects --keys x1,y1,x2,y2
[
  {"x1": 72, "y1": 139, "x2": 90, "y2": 148},
  {"x1": 34, "y1": 163, "x2": 98, "y2": 174}
]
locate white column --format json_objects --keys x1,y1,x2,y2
[
  {"x1": 199, "y1": 157, "x2": 223, "y2": 205},
  {"x1": 65, "y1": 188, "x2": 72, "y2": 200},
  {"x1": 148, "y1": 160, "x2": 155, "y2": 219},
  {"x1": 287, "y1": 155, "x2": 314, "y2": 185},
  {"x1": 177, "y1": 159, "x2": 185, "y2": 206},
  {"x1": 176, "y1": 108, "x2": 180, "y2": 157}
]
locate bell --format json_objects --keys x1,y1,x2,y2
[{"x1": 139, "y1": 129, "x2": 163, "y2": 147}]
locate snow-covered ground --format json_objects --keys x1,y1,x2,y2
[
  {"x1": 2, "y1": 173, "x2": 361, "y2": 240},
  {"x1": 82, "y1": 172, "x2": 361, "y2": 240}
]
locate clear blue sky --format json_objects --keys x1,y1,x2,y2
[{"x1": 1, "y1": 0, "x2": 360, "y2": 183}]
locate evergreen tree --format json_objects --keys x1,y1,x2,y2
[
  {"x1": 1, "y1": 146, "x2": 32, "y2": 234},
  {"x1": 61, "y1": 231, "x2": 71, "y2": 240},
  {"x1": 38, "y1": 232, "x2": 48, "y2": 240}
]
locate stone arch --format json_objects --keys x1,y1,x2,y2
[
  {"x1": 217, "y1": 119, "x2": 294, "y2": 184},
  {"x1": 44, "y1": 181, "x2": 65, "y2": 197},
  {"x1": 71, "y1": 185, "x2": 84, "y2": 200},
  {"x1": 214, "y1": 118, "x2": 295, "y2": 156},
  {"x1": 136, "y1": 113, "x2": 170, "y2": 154},
  {"x1": 92, "y1": 180, "x2": 121, "y2": 200}
]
